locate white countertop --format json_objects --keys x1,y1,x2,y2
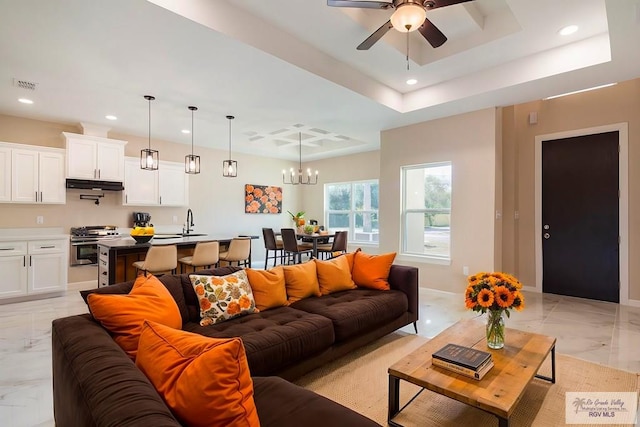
[{"x1": 0, "y1": 227, "x2": 68, "y2": 241}]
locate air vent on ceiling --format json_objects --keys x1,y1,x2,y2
[{"x1": 13, "y1": 78, "x2": 37, "y2": 91}]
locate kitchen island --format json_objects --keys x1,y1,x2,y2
[{"x1": 97, "y1": 234, "x2": 257, "y2": 287}]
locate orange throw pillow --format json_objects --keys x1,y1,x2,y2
[
  {"x1": 246, "y1": 266, "x2": 288, "y2": 311},
  {"x1": 315, "y1": 256, "x2": 356, "y2": 295},
  {"x1": 87, "y1": 274, "x2": 181, "y2": 359},
  {"x1": 282, "y1": 261, "x2": 321, "y2": 303},
  {"x1": 351, "y1": 251, "x2": 397, "y2": 290},
  {"x1": 339, "y1": 248, "x2": 361, "y2": 272},
  {"x1": 136, "y1": 321, "x2": 260, "y2": 427}
]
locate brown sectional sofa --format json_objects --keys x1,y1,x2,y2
[{"x1": 52, "y1": 264, "x2": 419, "y2": 426}]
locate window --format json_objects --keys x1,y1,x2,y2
[
  {"x1": 325, "y1": 180, "x2": 379, "y2": 244},
  {"x1": 401, "y1": 162, "x2": 452, "y2": 260}
]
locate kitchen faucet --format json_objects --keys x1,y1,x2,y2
[{"x1": 184, "y1": 209, "x2": 194, "y2": 235}]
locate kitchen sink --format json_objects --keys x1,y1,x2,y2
[{"x1": 153, "y1": 233, "x2": 208, "y2": 239}]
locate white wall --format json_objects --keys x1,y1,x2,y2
[{"x1": 379, "y1": 108, "x2": 500, "y2": 291}]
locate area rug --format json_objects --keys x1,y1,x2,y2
[{"x1": 294, "y1": 333, "x2": 640, "y2": 427}]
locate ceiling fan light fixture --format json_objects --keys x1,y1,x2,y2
[{"x1": 390, "y1": 3, "x2": 426, "y2": 33}]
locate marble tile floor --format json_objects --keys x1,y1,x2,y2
[{"x1": 1, "y1": 283, "x2": 639, "y2": 427}]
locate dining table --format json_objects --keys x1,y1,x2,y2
[{"x1": 296, "y1": 232, "x2": 335, "y2": 259}]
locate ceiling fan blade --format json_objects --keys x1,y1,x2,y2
[
  {"x1": 327, "y1": 0, "x2": 392, "y2": 9},
  {"x1": 357, "y1": 20, "x2": 393, "y2": 50},
  {"x1": 418, "y1": 17, "x2": 447, "y2": 48},
  {"x1": 425, "y1": 0, "x2": 474, "y2": 10}
]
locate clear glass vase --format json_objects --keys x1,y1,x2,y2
[{"x1": 486, "y1": 310, "x2": 505, "y2": 349}]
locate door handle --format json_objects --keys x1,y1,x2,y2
[{"x1": 544, "y1": 233, "x2": 551, "y2": 239}]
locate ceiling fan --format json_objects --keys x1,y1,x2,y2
[{"x1": 327, "y1": 0, "x2": 474, "y2": 50}]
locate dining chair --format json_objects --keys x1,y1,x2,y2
[
  {"x1": 219, "y1": 237, "x2": 252, "y2": 267},
  {"x1": 132, "y1": 245, "x2": 178, "y2": 276},
  {"x1": 178, "y1": 241, "x2": 219, "y2": 273},
  {"x1": 317, "y1": 231, "x2": 348, "y2": 260},
  {"x1": 280, "y1": 228, "x2": 313, "y2": 264},
  {"x1": 262, "y1": 228, "x2": 284, "y2": 269}
]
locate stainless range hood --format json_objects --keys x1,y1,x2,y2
[{"x1": 66, "y1": 179, "x2": 124, "y2": 191}]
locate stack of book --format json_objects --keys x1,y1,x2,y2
[{"x1": 431, "y1": 343, "x2": 494, "y2": 380}]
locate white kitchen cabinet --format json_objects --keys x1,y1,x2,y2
[
  {"x1": 0, "y1": 241, "x2": 28, "y2": 298},
  {"x1": 27, "y1": 240, "x2": 67, "y2": 294},
  {"x1": 11, "y1": 148, "x2": 65, "y2": 204},
  {"x1": 123, "y1": 157, "x2": 159, "y2": 205},
  {"x1": 159, "y1": 162, "x2": 189, "y2": 206},
  {"x1": 123, "y1": 157, "x2": 188, "y2": 206},
  {"x1": 0, "y1": 239, "x2": 67, "y2": 301},
  {"x1": 0, "y1": 147, "x2": 10, "y2": 202},
  {"x1": 64, "y1": 132, "x2": 126, "y2": 182}
]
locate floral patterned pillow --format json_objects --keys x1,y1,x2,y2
[{"x1": 190, "y1": 270, "x2": 259, "y2": 326}]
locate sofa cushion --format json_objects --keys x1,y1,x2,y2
[
  {"x1": 352, "y1": 251, "x2": 397, "y2": 290},
  {"x1": 245, "y1": 266, "x2": 288, "y2": 311},
  {"x1": 314, "y1": 256, "x2": 356, "y2": 295},
  {"x1": 183, "y1": 306, "x2": 335, "y2": 376},
  {"x1": 190, "y1": 269, "x2": 258, "y2": 326},
  {"x1": 182, "y1": 266, "x2": 245, "y2": 322},
  {"x1": 86, "y1": 274, "x2": 182, "y2": 359},
  {"x1": 253, "y1": 376, "x2": 380, "y2": 427},
  {"x1": 291, "y1": 289, "x2": 408, "y2": 342},
  {"x1": 136, "y1": 321, "x2": 260, "y2": 427},
  {"x1": 282, "y1": 261, "x2": 321, "y2": 303},
  {"x1": 80, "y1": 273, "x2": 190, "y2": 325}
]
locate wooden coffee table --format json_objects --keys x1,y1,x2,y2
[{"x1": 388, "y1": 318, "x2": 556, "y2": 427}]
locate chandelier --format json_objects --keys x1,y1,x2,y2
[{"x1": 282, "y1": 132, "x2": 318, "y2": 185}]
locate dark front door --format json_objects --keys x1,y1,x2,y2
[{"x1": 542, "y1": 131, "x2": 619, "y2": 302}]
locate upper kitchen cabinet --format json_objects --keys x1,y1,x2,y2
[
  {"x1": 158, "y1": 161, "x2": 189, "y2": 206},
  {"x1": 0, "y1": 147, "x2": 10, "y2": 202},
  {"x1": 63, "y1": 132, "x2": 127, "y2": 182},
  {"x1": 1, "y1": 144, "x2": 65, "y2": 204},
  {"x1": 123, "y1": 157, "x2": 188, "y2": 206},
  {"x1": 123, "y1": 157, "x2": 158, "y2": 206}
]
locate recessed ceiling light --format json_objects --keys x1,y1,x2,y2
[
  {"x1": 406, "y1": 78, "x2": 418, "y2": 85},
  {"x1": 558, "y1": 25, "x2": 578, "y2": 36},
  {"x1": 105, "y1": 115, "x2": 117, "y2": 120},
  {"x1": 181, "y1": 129, "x2": 190, "y2": 134},
  {"x1": 18, "y1": 98, "x2": 33, "y2": 104}
]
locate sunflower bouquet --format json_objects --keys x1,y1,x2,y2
[{"x1": 465, "y1": 272, "x2": 525, "y2": 349}]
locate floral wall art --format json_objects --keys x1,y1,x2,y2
[{"x1": 245, "y1": 184, "x2": 282, "y2": 214}]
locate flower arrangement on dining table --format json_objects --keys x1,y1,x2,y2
[{"x1": 464, "y1": 272, "x2": 525, "y2": 349}]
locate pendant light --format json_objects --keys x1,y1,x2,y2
[
  {"x1": 222, "y1": 115, "x2": 237, "y2": 177},
  {"x1": 185, "y1": 106, "x2": 200, "y2": 174},
  {"x1": 282, "y1": 132, "x2": 318, "y2": 185},
  {"x1": 140, "y1": 95, "x2": 159, "y2": 170}
]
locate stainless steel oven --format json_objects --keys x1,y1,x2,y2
[{"x1": 70, "y1": 226, "x2": 119, "y2": 266}]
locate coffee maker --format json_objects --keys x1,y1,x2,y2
[{"x1": 133, "y1": 212, "x2": 151, "y2": 227}]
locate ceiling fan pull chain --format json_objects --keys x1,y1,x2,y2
[{"x1": 406, "y1": 29, "x2": 410, "y2": 71}]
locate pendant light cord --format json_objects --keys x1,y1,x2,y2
[
  {"x1": 148, "y1": 98, "x2": 151, "y2": 150},
  {"x1": 228, "y1": 118, "x2": 232, "y2": 159},
  {"x1": 191, "y1": 109, "x2": 194, "y2": 156},
  {"x1": 298, "y1": 132, "x2": 302, "y2": 171}
]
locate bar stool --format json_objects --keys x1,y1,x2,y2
[
  {"x1": 132, "y1": 245, "x2": 177, "y2": 276},
  {"x1": 178, "y1": 241, "x2": 220, "y2": 273},
  {"x1": 262, "y1": 228, "x2": 284, "y2": 269},
  {"x1": 219, "y1": 237, "x2": 251, "y2": 267}
]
